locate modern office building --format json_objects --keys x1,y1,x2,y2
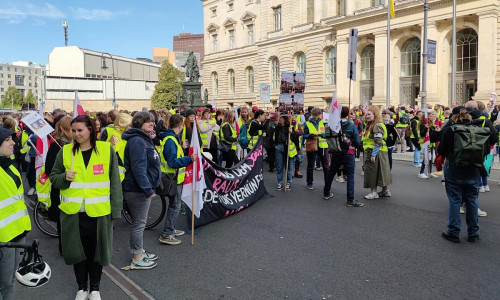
[
  {"x1": 201, "y1": 0, "x2": 496, "y2": 109},
  {"x1": 0, "y1": 61, "x2": 45, "y2": 103},
  {"x1": 173, "y1": 33, "x2": 205, "y2": 62},
  {"x1": 153, "y1": 47, "x2": 177, "y2": 64}
]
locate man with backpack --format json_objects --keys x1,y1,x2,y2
[
  {"x1": 395, "y1": 106, "x2": 410, "y2": 153},
  {"x1": 323, "y1": 107, "x2": 363, "y2": 207}
]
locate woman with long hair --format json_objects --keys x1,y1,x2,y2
[
  {"x1": 417, "y1": 111, "x2": 441, "y2": 179},
  {"x1": 49, "y1": 115, "x2": 122, "y2": 300},
  {"x1": 220, "y1": 110, "x2": 239, "y2": 167},
  {"x1": 198, "y1": 108, "x2": 220, "y2": 162},
  {"x1": 362, "y1": 106, "x2": 392, "y2": 199},
  {"x1": 239, "y1": 106, "x2": 250, "y2": 126}
]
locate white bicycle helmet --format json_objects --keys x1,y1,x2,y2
[{"x1": 16, "y1": 260, "x2": 51, "y2": 288}]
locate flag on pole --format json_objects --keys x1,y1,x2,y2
[
  {"x1": 328, "y1": 91, "x2": 342, "y2": 133},
  {"x1": 389, "y1": 0, "x2": 395, "y2": 19},
  {"x1": 211, "y1": 99, "x2": 217, "y2": 109},
  {"x1": 181, "y1": 125, "x2": 206, "y2": 218},
  {"x1": 233, "y1": 106, "x2": 240, "y2": 135},
  {"x1": 73, "y1": 91, "x2": 85, "y2": 118},
  {"x1": 363, "y1": 102, "x2": 369, "y2": 113}
]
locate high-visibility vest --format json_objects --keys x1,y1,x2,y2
[
  {"x1": 288, "y1": 137, "x2": 297, "y2": 158},
  {"x1": 60, "y1": 141, "x2": 112, "y2": 217},
  {"x1": 0, "y1": 165, "x2": 31, "y2": 242},
  {"x1": 362, "y1": 123, "x2": 388, "y2": 152},
  {"x1": 409, "y1": 119, "x2": 419, "y2": 139},
  {"x1": 160, "y1": 136, "x2": 186, "y2": 184},
  {"x1": 199, "y1": 120, "x2": 210, "y2": 148},
  {"x1": 247, "y1": 121, "x2": 261, "y2": 150},
  {"x1": 220, "y1": 122, "x2": 237, "y2": 151},
  {"x1": 105, "y1": 127, "x2": 126, "y2": 181},
  {"x1": 105, "y1": 127, "x2": 121, "y2": 144},
  {"x1": 36, "y1": 165, "x2": 51, "y2": 207},
  {"x1": 20, "y1": 131, "x2": 30, "y2": 154},
  {"x1": 293, "y1": 123, "x2": 303, "y2": 149},
  {"x1": 305, "y1": 120, "x2": 327, "y2": 149}
]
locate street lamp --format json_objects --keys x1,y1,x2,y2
[
  {"x1": 35, "y1": 76, "x2": 45, "y2": 114},
  {"x1": 101, "y1": 53, "x2": 117, "y2": 110}
]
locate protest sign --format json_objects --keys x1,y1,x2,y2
[{"x1": 21, "y1": 112, "x2": 54, "y2": 139}]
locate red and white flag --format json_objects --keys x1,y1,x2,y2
[
  {"x1": 181, "y1": 125, "x2": 206, "y2": 218},
  {"x1": 363, "y1": 102, "x2": 369, "y2": 113},
  {"x1": 233, "y1": 107, "x2": 240, "y2": 135},
  {"x1": 73, "y1": 91, "x2": 85, "y2": 118},
  {"x1": 328, "y1": 91, "x2": 342, "y2": 133}
]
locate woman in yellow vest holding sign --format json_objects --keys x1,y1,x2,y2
[
  {"x1": 0, "y1": 127, "x2": 31, "y2": 300},
  {"x1": 50, "y1": 115, "x2": 122, "y2": 300}
]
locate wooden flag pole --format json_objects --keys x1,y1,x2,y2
[
  {"x1": 284, "y1": 129, "x2": 291, "y2": 192},
  {"x1": 191, "y1": 149, "x2": 196, "y2": 245}
]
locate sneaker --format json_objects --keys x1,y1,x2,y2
[
  {"x1": 378, "y1": 190, "x2": 391, "y2": 197},
  {"x1": 89, "y1": 291, "x2": 102, "y2": 300},
  {"x1": 130, "y1": 257, "x2": 157, "y2": 269},
  {"x1": 27, "y1": 188, "x2": 36, "y2": 196},
  {"x1": 323, "y1": 193, "x2": 334, "y2": 200},
  {"x1": 479, "y1": 186, "x2": 485, "y2": 193},
  {"x1": 417, "y1": 173, "x2": 428, "y2": 179},
  {"x1": 142, "y1": 249, "x2": 158, "y2": 261},
  {"x1": 337, "y1": 177, "x2": 345, "y2": 183},
  {"x1": 355, "y1": 158, "x2": 360, "y2": 162},
  {"x1": 413, "y1": 163, "x2": 422, "y2": 168},
  {"x1": 75, "y1": 290, "x2": 89, "y2": 300},
  {"x1": 294, "y1": 171, "x2": 303, "y2": 178},
  {"x1": 159, "y1": 235, "x2": 181, "y2": 245},
  {"x1": 307, "y1": 184, "x2": 314, "y2": 190},
  {"x1": 434, "y1": 171, "x2": 443, "y2": 176},
  {"x1": 405, "y1": 147, "x2": 411, "y2": 151},
  {"x1": 276, "y1": 182, "x2": 283, "y2": 191},
  {"x1": 467, "y1": 235, "x2": 480, "y2": 243},
  {"x1": 478, "y1": 208, "x2": 487, "y2": 217},
  {"x1": 285, "y1": 182, "x2": 290, "y2": 191},
  {"x1": 441, "y1": 232, "x2": 460, "y2": 243},
  {"x1": 364, "y1": 192, "x2": 379, "y2": 200},
  {"x1": 174, "y1": 230, "x2": 185, "y2": 237},
  {"x1": 484, "y1": 185, "x2": 490, "y2": 192},
  {"x1": 315, "y1": 166, "x2": 323, "y2": 171},
  {"x1": 346, "y1": 200, "x2": 364, "y2": 207},
  {"x1": 430, "y1": 173, "x2": 439, "y2": 178},
  {"x1": 460, "y1": 206, "x2": 465, "y2": 214}
]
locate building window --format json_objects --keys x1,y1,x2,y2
[
  {"x1": 455, "y1": 28, "x2": 478, "y2": 72},
  {"x1": 247, "y1": 24, "x2": 254, "y2": 45},
  {"x1": 15, "y1": 75, "x2": 24, "y2": 86},
  {"x1": 14, "y1": 68, "x2": 18, "y2": 72},
  {"x1": 401, "y1": 37, "x2": 421, "y2": 77},
  {"x1": 0, "y1": 66, "x2": 2, "y2": 70},
  {"x1": 211, "y1": 7, "x2": 217, "y2": 17},
  {"x1": 7, "y1": 67, "x2": 10, "y2": 71},
  {"x1": 29, "y1": 76, "x2": 31, "y2": 80},
  {"x1": 19, "y1": 89, "x2": 25, "y2": 98},
  {"x1": 213, "y1": 72, "x2": 218, "y2": 95},
  {"x1": 0, "y1": 81, "x2": 3, "y2": 85},
  {"x1": 29, "y1": 83, "x2": 32, "y2": 87},
  {"x1": 1, "y1": 88, "x2": 3, "y2": 92},
  {"x1": 229, "y1": 30, "x2": 235, "y2": 49},
  {"x1": 1, "y1": 95, "x2": 3, "y2": 99},
  {"x1": 228, "y1": 2, "x2": 234, "y2": 11},
  {"x1": 0, "y1": 73, "x2": 3, "y2": 78},
  {"x1": 271, "y1": 57, "x2": 280, "y2": 89},
  {"x1": 361, "y1": 45, "x2": 375, "y2": 80},
  {"x1": 273, "y1": 6, "x2": 282, "y2": 31},
  {"x1": 8, "y1": 74, "x2": 11, "y2": 78},
  {"x1": 212, "y1": 34, "x2": 218, "y2": 52},
  {"x1": 22, "y1": 68, "x2": 25, "y2": 73},
  {"x1": 247, "y1": 67, "x2": 254, "y2": 93},
  {"x1": 336, "y1": 0, "x2": 346, "y2": 16},
  {"x1": 371, "y1": 0, "x2": 385, "y2": 5},
  {"x1": 28, "y1": 69, "x2": 32, "y2": 74},
  {"x1": 8, "y1": 81, "x2": 11, "y2": 85},
  {"x1": 325, "y1": 48, "x2": 337, "y2": 85},
  {"x1": 229, "y1": 69, "x2": 235, "y2": 94},
  {"x1": 34, "y1": 70, "x2": 38, "y2": 74},
  {"x1": 296, "y1": 53, "x2": 306, "y2": 74}
]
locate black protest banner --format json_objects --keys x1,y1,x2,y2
[{"x1": 194, "y1": 137, "x2": 271, "y2": 228}]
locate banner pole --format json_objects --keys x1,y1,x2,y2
[
  {"x1": 191, "y1": 151, "x2": 196, "y2": 245},
  {"x1": 284, "y1": 129, "x2": 291, "y2": 192}
]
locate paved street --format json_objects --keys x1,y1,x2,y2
[{"x1": 17, "y1": 159, "x2": 500, "y2": 299}]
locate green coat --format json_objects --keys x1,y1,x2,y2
[{"x1": 49, "y1": 145, "x2": 122, "y2": 266}]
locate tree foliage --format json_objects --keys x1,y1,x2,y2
[
  {"x1": 151, "y1": 61, "x2": 185, "y2": 109},
  {"x1": 24, "y1": 90, "x2": 36, "y2": 104},
  {"x1": 1, "y1": 86, "x2": 22, "y2": 109}
]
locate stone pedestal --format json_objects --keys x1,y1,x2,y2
[{"x1": 182, "y1": 82, "x2": 204, "y2": 108}]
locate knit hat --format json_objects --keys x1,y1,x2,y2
[
  {"x1": 185, "y1": 109, "x2": 195, "y2": 118},
  {"x1": 451, "y1": 105, "x2": 465, "y2": 116},
  {"x1": 0, "y1": 128, "x2": 15, "y2": 145}
]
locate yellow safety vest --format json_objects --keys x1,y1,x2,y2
[
  {"x1": 199, "y1": 120, "x2": 210, "y2": 148},
  {"x1": 288, "y1": 137, "x2": 297, "y2": 158},
  {"x1": 20, "y1": 131, "x2": 30, "y2": 154},
  {"x1": 160, "y1": 136, "x2": 186, "y2": 184},
  {"x1": 105, "y1": 127, "x2": 126, "y2": 181},
  {"x1": 36, "y1": 165, "x2": 51, "y2": 207},
  {"x1": 362, "y1": 123, "x2": 388, "y2": 152},
  {"x1": 60, "y1": 141, "x2": 112, "y2": 217},
  {"x1": 220, "y1": 122, "x2": 238, "y2": 151},
  {"x1": 247, "y1": 120, "x2": 261, "y2": 150},
  {"x1": 305, "y1": 119, "x2": 327, "y2": 149},
  {"x1": 0, "y1": 165, "x2": 31, "y2": 242}
]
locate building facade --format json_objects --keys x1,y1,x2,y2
[
  {"x1": 153, "y1": 47, "x2": 176, "y2": 64},
  {"x1": 173, "y1": 33, "x2": 205, "y2": 62},
  {"x1": 201, "y1": 0, "x2": 498, "y2": 109},
  {"x1": 0, "y1": 61, "x2": 45, "y2": 103}
]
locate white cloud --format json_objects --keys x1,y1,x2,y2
[
  {"x1": 71, "y1": 7, "x2": 129, "y2": 21},
  {"x1": 0, "y1": 2, "x2": 64, "y2": 24}
]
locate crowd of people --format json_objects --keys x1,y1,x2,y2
[{"x1": 0, "y1": 99, "x2": 498, "y2": 299}]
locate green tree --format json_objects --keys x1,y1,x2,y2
[
  {"x1": 151, "y1": 60, "x2": 184, "y2": 109},
  {"x1": 24, "y1": 90, "x2": 36, "y2": 104},
  {"x1": 2, "y1": 86, "x2": 22, "y2": 109}
]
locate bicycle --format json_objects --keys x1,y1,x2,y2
[
  {"x1": 122, "y1": 193, "x2": 167, "y2": 229},
  {"x1": 33, "y1": 200, "x2": 59, "y2": 238}
]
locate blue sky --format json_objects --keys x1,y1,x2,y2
[{"x1": 0, "y1": 0, "x2": 204, "y2": 65}]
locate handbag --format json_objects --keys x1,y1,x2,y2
[
  {"x1": 217, "y1": 130, "x2": 231, "y2": 152},
  {"x1": 156, "y1": 170, "x2": 178, "y2": 197},
  {"x1": 305, "y1": 139, "x2": 318, "y2": 152}
]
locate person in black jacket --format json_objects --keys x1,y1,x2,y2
[
  {"x1": 410, "y1": 111, "x2": 423, "y2": 167},
  {"x1": 273, "y1": 115, "x2": 299, "y2": 191},
  {"x1": 247, "y1": 109, "x2": 270, "y2": 150},
  {"x1": 219, "y1": 110, "x2": 239, "y2": 167}
]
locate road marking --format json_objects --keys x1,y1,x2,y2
[{"x1": 103, "y1": 265, "x2": 155, "y2": 300}]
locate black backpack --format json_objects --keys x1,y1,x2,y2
[{"x1": 325, "y1": 122, "x2": 351, "y2": 154}]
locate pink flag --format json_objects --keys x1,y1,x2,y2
[
  {"x1": 233, "y1": 107, "x2": 240, "y2": 135},
  {"x1": 363, "y1": 103, "x2": 369, "y2": 113},
  {"x1": 181, "y1": 125, "x2": 206, "y2": 218},
  {"x1": 73, "y1": 91, "x2": 85, "y2": 118}
]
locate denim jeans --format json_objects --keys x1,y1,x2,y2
[
  {"x1": 275, "y1": 144, "x2": 294, "y2": 183},
  {"x1": 480, "y1": 176, "x2": 488, "y2": 186},
  {"x1": 0, "y1": 236, "x2": 25, "y2": 300},
  {"x1": 413, "y1": 147, "x2": 421, "y2": 165},
  {"x1": 124, "y1": 192, "x2": 151, "y2": 255},
  {"x1": 307, "y1": 148, "x2": 329, "y2": 186},
  {"x1": 445, "y1": 180, "x2": 479, "y2": 237},
  {"x1": 294, "y1": 153, "x2": 303, "y2": 173},
  {"x1": 324, "y1": 154, "x2": 355, "y2": 202},
  {"x1": 161, "y1": 185, "x2": 182, "y2": 237}
]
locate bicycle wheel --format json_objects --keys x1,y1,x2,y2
[
  {"x1": 33, "y1": 201, "x2": 59, "y2": 238},
  {"x1": 122, "y1": 194, "x2": 167, "y2": 229}
]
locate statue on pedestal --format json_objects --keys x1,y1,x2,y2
[{"x1": 181, "y1": 51, "x2": 200, "y2": 83}]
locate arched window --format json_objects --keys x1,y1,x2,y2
[
  {"x1": 455, "y1": 28, "x2": 478, "y2": 72},
  {"x1": 400, "y1": 37, "x2": 421, "y2": 77},
  {"x1": 229, "y1": 69, "x2": 235, "y2": 94},
  {"x1": 271, "y1": 57, "x2": 280, "y2": 89},
  {"x1": 296, "y1": 53, "x2": 306, "y2": 74},
  {"x1": 325, "y1": 47, "x2": 337, "y2": 85},
  {"x1": 247, "y1": 67, "x2": 254, "y2": 93},
  {"x1": 361, "y1": 45, "x2": 374, "y2": 80},
  {"x1": 212, "y1": 72, "x2": 218, "y2": 95}
]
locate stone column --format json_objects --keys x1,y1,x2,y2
[
  {"x1": 336, "y1": 35, "x2": 350, "y2": 104},
  {"x1": 372, "y1": 31, "x2": 388, "y2": 106},
  {"x1": 475, "y1": 12, "x2": 498, "y2": 101},
  {"x1": 345, "y1": 0, "x2": 355, "y2": 16}
]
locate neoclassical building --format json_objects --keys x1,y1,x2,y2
[{"x1": 201, "y1": 0, "x2": 498, "y2": 109}]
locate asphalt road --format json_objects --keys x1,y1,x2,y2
[{"x1": 16, "y1": 159, "x2": 500, "y2": 299}]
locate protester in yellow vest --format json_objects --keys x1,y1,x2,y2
[
  {"x1": 197, "y1": 108, "x2": 220, "y2": 160},
  {"x1": 49, "y1": 115, "x2": 122, "y2": 300},
  {"x1": 273, "y1": 115, "x2": 298, "y2": 191},
  {"x1": 159, "y1": 115, "x2": 196, "y2": 245},
  {"x1": 219, "y1": 110, "x2": 239, "y2": 167},
  {"x1": 247, "y1": 109, "x2": 270, "y2": 150},
  {"x1": 0, "y1": 128, "x2": 31, "y2": 300},
  {"x1": 304, "y1": 108, "x2": 329, "y2": 190},
  {"x1": 362, "y1": 106, "x2": 392, "y2": 200},
  {"x1": 100, "y1": 113, "x2": 132, "y2": 182}
]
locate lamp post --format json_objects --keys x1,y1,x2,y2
[
  {"x1": 35, "y1": 76, "x2": 45, "y2": 114},
  {"x1": 101, "y1": 53, "x2": 117, "y2": 110}
]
